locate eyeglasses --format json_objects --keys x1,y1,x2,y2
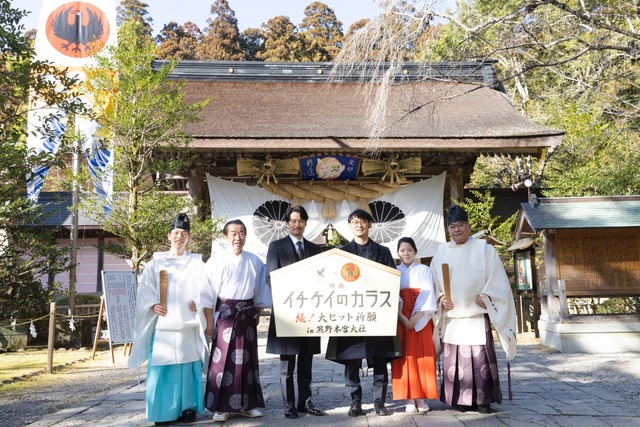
[{"x1": 349, "y1": 219, "x2": 369, "y2": 226}]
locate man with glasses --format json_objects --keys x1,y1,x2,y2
[
  {"x1": 431, "y1": 204, "x2": 516, "y2": 414},
  {"x1": 326, "y1": 209, "x2": 401, "y2": 417},
  {"x1": 265, "y1": 206, "x2": 326, "y2": 419}
]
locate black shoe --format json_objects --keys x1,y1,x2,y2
[
  {"x1": 177, "y1": 409, "x2": 196, "y2": 423},
  {"x1": 373, "y1": 399, "x2": 389, "y2": 416},
  {"x1": 347, "y1": 400, "x2": 363, "y2": 417},
  {"x1": 284, "y1": 403, "x2": 299, "y2": 419},
  {"x1": 452, "y1": 403, "x2": 477, "y2": 413},
  {"x1": 477, "y1": 405, "x2": 495, "y2": 414},
  {"x1": 297, "y1": 398, "x2": 326, "y2": 416}
]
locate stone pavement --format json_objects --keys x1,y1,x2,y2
[{"x1": 25, "y1": 330, "x2": 640, "y2": 427}]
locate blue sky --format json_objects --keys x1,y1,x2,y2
[{"x1": 19, "y1": 0, "x2": 389, "y2": 34}]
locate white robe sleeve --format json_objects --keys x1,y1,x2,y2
[
  {"x1": 412, "y1": 265, "x2": 438, "y2": 332},
  {"x1": 479, "y1": 243, "x2": 517, "y2": 360}
]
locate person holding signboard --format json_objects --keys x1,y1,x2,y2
[
  {"x1": 128, "y1": 213, "x2": 207, "y2": 426},
  {"x1": 200, "y1": 219, "x2": 272, "y2": 422},
  {"x1": 265, "y1": 206, "x2": 326, "y2": 419},
  {"x1": 430, "y1": 204, "x2": 517, "y2": 414},
  {"x1": 325, "y1": 208, "x2": 401, "y2": 417},
  {"x1": 391, "y1": 237, "x2": 438, "y2": 413}
]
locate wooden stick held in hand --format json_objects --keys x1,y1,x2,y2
[
  {"x1": 442, "y1": 263, "x2": 451, "y2": 302},
  {"x1": 159, "y1": 269, "x2": 168, "y2": 309}
]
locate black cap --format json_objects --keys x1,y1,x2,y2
[
  {"x1": 170, "y1": 213, "x2": 190, "y2": 232},
  {"x1": 447, "y1": 205, "x2": 468, "y2": 224}
]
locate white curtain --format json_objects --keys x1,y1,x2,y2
[{"x1": 207, "y1": 173, "x2": 446, "y2": 261}]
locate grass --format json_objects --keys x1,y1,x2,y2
[{"x1": 0, "y1": 348, "x2": 96, "y2": 383}]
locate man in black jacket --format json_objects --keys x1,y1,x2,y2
[
  {"x1": 265, "y1": 206, "x2": 326, "y2": 419},
  {"x1": 326, "y1": 209, "x2": 400, "y2": 417}
]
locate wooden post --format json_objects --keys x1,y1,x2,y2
[
  {"x1": 558, "y1": 279, "x2": 568, "y2": 320},
  {"x1": 46, "y1": 302, "x2": 56, "y2": 374},
  {"x1": 91, "y1": 296, "x2": 115, "y2": 363}
]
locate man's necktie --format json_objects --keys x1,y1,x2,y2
[{"x1": 296, "y1": 240, "x2": 304, "y2": 259}]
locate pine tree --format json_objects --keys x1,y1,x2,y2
[
  {"x1": 258, "y1": 15, "x2": 303, "y2": 62},
  {"x1": 195, "y1": 0, "x2": 245, "y2": 60},
  {"x1": 298, "y1": 1, "x2": 343, "y2": 62},
  {"x1": 156, "y1": 21, "x2": 201, "y2": 60},
  {"x1": 117, "y1": 0, "x2": 153, "y2": 36}
]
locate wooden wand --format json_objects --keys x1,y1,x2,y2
[
  {"x1": 159, "y1": 269, "x2": 168, "y2": 309},
  {"x1": 442, "y1": 263, "x2": 451, "y2": 302}
]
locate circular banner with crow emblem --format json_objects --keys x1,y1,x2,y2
[{"x1": 45, "y1": 2, "x2": 110, "y2": 58}]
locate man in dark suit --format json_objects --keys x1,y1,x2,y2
[
  {"x1": 325, "y1": 208, "x2": 400, "y2": 417},
  {"x1": 265, "y1": 206, "x2": 326, "y2": 419}
]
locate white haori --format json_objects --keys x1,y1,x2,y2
[
  {"x1": 128, "y1": 251, "x2": 208, "y2": 370},
  {"x1": 431, "y1": 237, "x2": 517, "y2": 360}
]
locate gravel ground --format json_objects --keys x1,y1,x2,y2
[
  {"x1": 0, "y1": 349, "x2": 138, "y2": 427},
  {"x1": 515, "y1": 342, "x2": 640, "y2": 403},
  {"x1": 0, "y1": 338, "x2": 638, "y2": 427}
]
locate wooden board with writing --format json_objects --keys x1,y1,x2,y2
[
  {"x1": 101, "y1": 271, "x2": 137, "y2": 344},
  {"x1": 270, "y1": 248, "x2": 400, "y2": 337},
  {"x1": 556, "y1": 229, "x2": 640, "y2": 297}
]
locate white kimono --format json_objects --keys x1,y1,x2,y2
[
  {"x1": 397, "y1": 261, "x2": 438, "y2": 332},
  {"x1": 128, "y1": 251, "x2": 208, "y2": 370},
  {"x1": 431, "y1": 237, "x2": 517, "y2": 360},
  {"x1": 199, "y1": 249, "x2": 272, "y2": 310}
]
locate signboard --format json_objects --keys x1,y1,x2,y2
[
  {"x1": 270, "y1": 248, "x2": 400, "y2": 337},
  {"x1": 101, "y1": 270, "x2": 136, "y2": 344},
  {"x1": 299, "y1": 155, "x2": 360, "y2": 180},
  {"x1": 515, "y1": 251, "x2": 533, "y2": 291},
  {"x1": 556, "y1": 229, "x2": 640, "y2": 297}
]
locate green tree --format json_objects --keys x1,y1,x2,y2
[
  {"x1": 241, "y1": 27, "x2": 265, "y2": 60},
  {"x1": 258, "y1": 16, "x2": 304, "y2": 62},
  {"x1": 298, "y1": 2, "x2": 343, "y2": 62},
  {"x1": 459, "y1": 190, "x2": 517, "y2": 250},
  {"x1": 116, "y1": 0, "x2": 153, "y2": 36},
  {"x1": 196, "y1": 0, "x2": 245, "y2": 60},
  {"x1": 82, "y1": 21, "x2": 214, "y2": 275},
  {"x1": 156, "y1": 21, "x2": 201, "y2": 60},
  {"x1": 0, "y1": 1, "x2": 86, "y2": 318}
]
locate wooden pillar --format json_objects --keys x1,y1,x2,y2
[
  {"x1": 189, "y1": 167, "x2": 209, "y2": 215},
  {"x1": 448, "y1": 166, "x2": 465, "y2": 203}
]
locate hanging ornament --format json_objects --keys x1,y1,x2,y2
[
  {"x1": 68, "y1": 309, "x2": 76, "y2": 332},
  {"x1": 29, "y1": 320, "x2": 37, "y2": 338},
  {"x1": 340, "y1": 200, "x2": 351, "y2": 216},
  {"x1": 308, "y1": 200, "x2": 319, "y2": 218},
  {"x1": 11, "y1": 318, "x2": 16, "y2": 331}
]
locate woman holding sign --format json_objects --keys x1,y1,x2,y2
[
  {"x1": 128, "y1": 213, "x2": 207, "y2": 426},
  {"x1": 430, "y1": 205, "x2": 516, "y2": 415},
  {"x1": 391, "y1": 237, "x2": 438, "y2": 412}
]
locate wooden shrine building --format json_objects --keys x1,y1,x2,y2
[
  {"x1": 157, "y1": 60, "x2": 564, "y2": 209},
  {"x1": 513, "y1": 195, "x2": 640, "y2": 352}
]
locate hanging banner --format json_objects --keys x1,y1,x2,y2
[
  {"x1": 299, "y1": 155, "x2": 360, "y2": 180},
  {"x1": 34, "y1": 0, "x2": 117, "y2": 68},
  {"x1": 207, "y1": 172, "x2": 446, "y2": 260}
]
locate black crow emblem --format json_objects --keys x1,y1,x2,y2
[{"x1": 50, "y1": 5, "x2": 105, "y2": 54}]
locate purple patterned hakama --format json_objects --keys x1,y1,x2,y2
[
  {"x1": 440, "y1": 315, "x2": 502, "y2": 407},
  {"x1": 205, "y1": 298, "x2": 265, "y2": 413}
]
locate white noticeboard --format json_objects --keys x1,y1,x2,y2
[
  {"x1": 270, "y1": 248, "x2": 400, "y2": 337},
  {"x1": 101, "y1": 270, "x2": 137, "y2": 345}
]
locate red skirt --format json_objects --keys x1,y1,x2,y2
[{"x1": 391, "y1": 288, "x2": 438, "y2": 400}]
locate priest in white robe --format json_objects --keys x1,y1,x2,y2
[
  {"x1": 128, "y1": 213, "x2": 207, "y2": 426},
  {"x1": 431, "y1": 205, "x2": 516, "y2": 414},
  {"x1": 199, "y1": 219, "x2": 272, "y2": 422}
]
